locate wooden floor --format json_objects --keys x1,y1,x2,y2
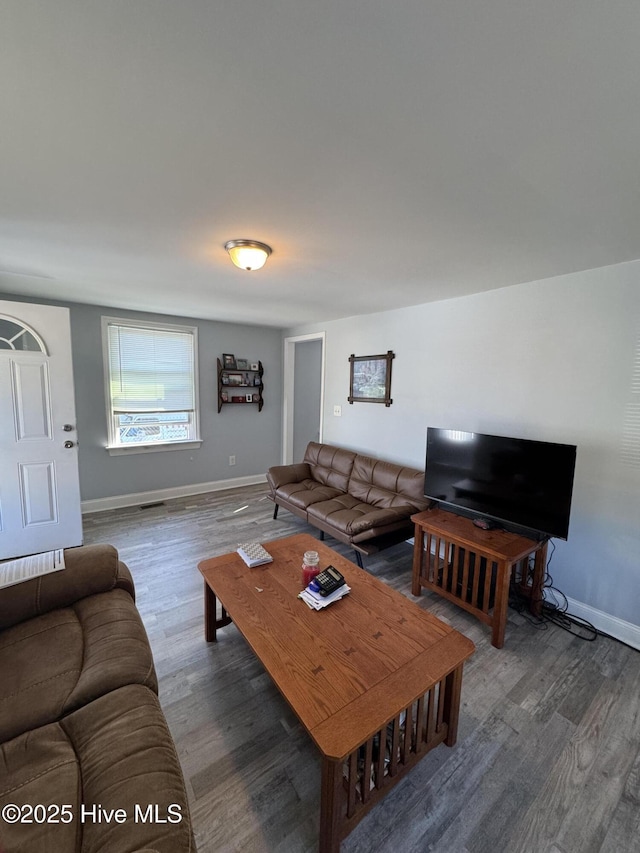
[{"x1": 83, "y1": 484, "x2": 640, "y2": 853}]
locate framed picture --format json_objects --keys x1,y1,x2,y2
[
  {"x1": 231, "y1": 395, "x2": 244, "y2": 402},
  {"x1": 227, "y1": 373, "x2": 243, "y2": 386},
  {"x1": 236, "y1": 358, "x2": 248, "y2": 370},
  {"x1": 222, "y1": 353, "x2": 236, "y2": 369},
  {"x1": 250, "y1": 362, "x2": 259, "y2": 371},
  {"x1": 221, "y1": 391, "x2": 228, "y2": 402},
  {"x1": 348, "y1": 351, "x2": 395, "y2": 407},
  {"x1": 221, "y1": 375, "x2": 229, "y2": 385},
  {"x1": 254, "y1": 375, "x2": 262, "y2": 386}
]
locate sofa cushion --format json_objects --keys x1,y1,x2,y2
[
  {"x1": 307, "y1": 493, "x2": 418, "y2": 539},
  {"x1": 273, "y1": 478, "x2": 344, "y2": 512},
  {"x1": 348, "y1": 455, "x2": 428, "y2": 512},
  {"x1": 303, "y1": 442, "x2": 357, "y2": 492},
  {"x1": 0, "y1": 589, "x2": 157, "y2": 743},
  {"x1": 0, "y1": 684, "x2": 193, "y2": 853}
]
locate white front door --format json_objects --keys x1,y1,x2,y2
[{"x1": 0, "y1": 301, "x2": 82, "y2": 559}]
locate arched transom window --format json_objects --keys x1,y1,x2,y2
[{"x1": 0, "y1": 316, "x2": 46, "y2": 352}]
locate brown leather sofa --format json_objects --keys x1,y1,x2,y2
[
  {"x1": 267, "y1": 441, "x2": 429, "y2": 566},
  {"x1": 0, "y1": 544, "x2": 194, "y2": 853}
]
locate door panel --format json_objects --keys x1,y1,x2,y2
[
  {"x1": 19, "y1": 462, "x2": 58, "y2": 525},
  {"x1": 12, "y1": 359, "x2": 52, "y2": 440}
]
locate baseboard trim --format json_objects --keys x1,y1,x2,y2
[
  {"x1": 81, "y1": 474, "x2": 267, "y2": 514},
  {"x1": 564, "y1": 596, "x2": 640, "y2": 651}
]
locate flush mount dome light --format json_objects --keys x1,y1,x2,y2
[{"x1": 224, "y1": 239, "x2": 272, "y2": 271}]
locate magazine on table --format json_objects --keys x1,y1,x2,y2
[{"x1": 298, "y1": 583, "x2": 351, "y2": 610}]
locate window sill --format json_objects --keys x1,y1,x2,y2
[{"x1": 106, "y1": 440, "x2": 202, "y2": 456}]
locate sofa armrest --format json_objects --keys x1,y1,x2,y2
[
  {"x1": 266, "y1": 462, "x2": 312, "y2": 492},
  {"x1": 0, "y1": 544, "x2": 134, "y2": 630}
]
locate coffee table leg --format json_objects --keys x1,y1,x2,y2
[
  {"x1": 319, "y1": 756, "x2": 343, "y2": 853},
  {"x1": 204, "y1": 581, "x2": 232, "y2": 642}
]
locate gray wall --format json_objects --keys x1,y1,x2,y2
[
  {"x1": 0, "y1": 292, "x2": 283, "y2": 501},
  {"x1": 285, "y1": 261, "x2": 640, "y2": 632}
]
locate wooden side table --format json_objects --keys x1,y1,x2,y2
[{"x1": 411, "y1": 509, "x2": 548, "y2": 648}]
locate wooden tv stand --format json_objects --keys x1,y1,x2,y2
[{"x1": 411, "y1": 508, "x2": 548, "y2": 648}]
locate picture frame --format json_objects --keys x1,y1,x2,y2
[
  {"x1": 222, "y1": 353, "x2": 236, "y2": 369},
  {"x1": 236, "y1": 358, "x2": 248, "y2": 370},
  {"x1": 250, "y1": 362, "x2": 259, "y2": 371},
  {"x1": 254, "y1": 375, "x2": 262, "y2": 386},
  {"x1": 227, "y1": 373, "x2": 243, "y2": 386},
  {"x1": 348, "y1": 351, "x2": 395, "y2": 406},
  {"x1": 221, "y1": 390, "x2": 228, "y2": 402}
]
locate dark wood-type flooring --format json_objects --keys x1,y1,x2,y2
[{"x1": 82, "y1": 484, "x2": 640, "y2": 853}]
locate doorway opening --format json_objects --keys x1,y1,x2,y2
[{"x1": 282, "y1": 332, "x2": 325, "y2": 464}]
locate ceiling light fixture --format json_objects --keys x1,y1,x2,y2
[{"x1": 224, "y1": 239, "x2": 272, "y2": 271}]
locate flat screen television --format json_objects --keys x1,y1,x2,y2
[{"x1": 424, "y1": 428, "x2": 577, "y2": 540}]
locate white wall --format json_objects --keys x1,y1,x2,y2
[{"x1": 286, "y1": 261, "x2": 640, "y2": 638}]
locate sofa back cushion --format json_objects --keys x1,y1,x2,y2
[
  {"x1": 348, "y1": 454, "x2": 429, "y2": 511},
  {"x1": 303, "y1": 442, "x2": 357, "y2": 492}
]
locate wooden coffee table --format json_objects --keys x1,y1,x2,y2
[{"x1": 198, "y1": 533, "x2": 475, "y2": 852}]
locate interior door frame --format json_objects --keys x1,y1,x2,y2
[{"x1": 282, "y1": 332, "x2": 325, "y2": 464}]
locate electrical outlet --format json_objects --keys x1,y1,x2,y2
[
  {"x1": 229, "y1": 455, "x2": 236, "y2": 466},
  {"x1": 333, "y1": 405, "x2": 342, "y2": 417}
]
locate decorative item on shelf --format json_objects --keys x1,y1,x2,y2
[
  {"x1": 348, "y1": 350, "x2": 395, "y2": 407},
  {"x1": 250, "y1": 362, "x2": 259, "y2": 371},
  {"x1": 221, "y1": 375, "x2": 229, "y2": 385},
  {"x1": 245, "y1": 393, "x2": 253, "y2": 402},
  {"x1": 232, "y1": 395, "x2": 244, "y2": 403},
  {"x1": 224, "y1": 239, "x2": 272, "y2": 271},
  {"x1": 236, "y1": 358, "x2": 248, "y2": 370},
  {"x1": 227, "y1": 373, "x2": 243, "y2": 386},
  {"x1": 254, "y1": 375, "x2": 261, "y2": 386},
  {"x1": 221, "y1": 391, "x2": 228, "y2": 402},
  {"x1": 223, "y1": 353, "x2": 236, "y2": 369}
]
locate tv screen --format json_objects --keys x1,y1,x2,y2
[{"x1": 424, "y1": 429, "x2": 577, "y2": 540}]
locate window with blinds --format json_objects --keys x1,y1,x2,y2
[{"x1": 102, "y1": 317, "x2": 200, "y2": 449}]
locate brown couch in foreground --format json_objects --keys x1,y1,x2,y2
[
  {"x1": 267, "y1": 441, "x2": 429, "y2": 566},
  {"x1": 0, "y1": 544, "x2": 194, "y2": 853}
]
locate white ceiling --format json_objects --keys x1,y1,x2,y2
[{"x1": 2, "y1": 1, "x2": 639, "y2": 328}]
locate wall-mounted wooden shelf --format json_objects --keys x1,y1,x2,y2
[{"x1": 217, "y1": 358, "x2": 264, "y2": 413}]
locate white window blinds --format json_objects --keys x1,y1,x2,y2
[{"x1": 106, "y1": 321, "x2": 196, "y2": 413}]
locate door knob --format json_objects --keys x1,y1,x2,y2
[{"x1": 64, "y1": 440, "x2": 75, "y2": 448}]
